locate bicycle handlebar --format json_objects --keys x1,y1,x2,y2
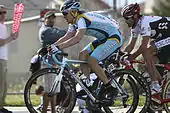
[{"x1": 41, "y1": 50, "x2": 69, "y2": 67}]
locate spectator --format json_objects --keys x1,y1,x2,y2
[
  {"x1": 0, "y1": 5, "x2": 18, "y2": 113},
  {"x1": 39, "y1": 11, "x2": 66, "y2": 48},
  {"x1": 38, "y1": 11, "x2": 66, "y2": 113}
]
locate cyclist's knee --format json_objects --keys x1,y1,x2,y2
[
  {"x1": 142, "y1": 51, "x2": 152, "y2": 60},
  {"x1": 79, "y1": 50, "x2": 89, "y2": 60},
  {"x1": 88, "y1": 56, "x2": 98, "y2": 65}
]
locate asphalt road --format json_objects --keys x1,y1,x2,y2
[{"x1": 4, "y1": 106, "x2": 166, "y2": 113}]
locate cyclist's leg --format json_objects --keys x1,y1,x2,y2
[
  {"x1": 145, "y1": 41, "x2": 161, "y2": 93},
  {"x1": 80, "y1": 39, "x2": 110, "y2": 84},
  {"x1": 149, "y1": 42, "x2": 161, "y2": 80},
  {"x1": 79, "y1": 41, "x2": 99, "y2": 112},
  {"x1": 88, "y1": 34, "x2": 122, "y2": 85},
  {"x1": 79, "y1": 39, "x2": 103, "y2": 78},
  {"x1": 79, "y1": 49, "x2": 90, "y2": 78},
  {"x1": 149, "y1": 41, "x2": 159, "y2": 63},
  {"x1": 88, "y1": 56, "x2": 109, "y2": 84}
]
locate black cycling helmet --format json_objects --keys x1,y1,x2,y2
[
  {"x1": 121, "y1": 3, "x2": 140, "y2": 19},
  {"x1": 60, "y1": 0, "x2": 81, "y2": 13}
]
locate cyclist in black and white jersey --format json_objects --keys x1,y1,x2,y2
[{"x1": 121, "y1": 3, "x2": 170, "y2": 94}]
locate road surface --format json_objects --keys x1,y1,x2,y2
[{"x1": 4, "y1": 106, "x2": 166, "y2": 113}]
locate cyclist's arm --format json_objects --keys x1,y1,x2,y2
[
  {"x1": 54, "y1": 31, "x2": 76, "y2": 45},
  {"x1": 124, "y1": 38, "x2": 137, "y2": 53},
  {"x1": 57, "y1": 29, "x2": 86, "y2": 49},
  {"x1": 131, "y1": 36, "x2": 150, "y2": 59}
]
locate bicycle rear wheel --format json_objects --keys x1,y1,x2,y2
[
  {"x1": 24, "y1": 68, "x2": 76, "y2": 113},
  {"x1": 163, "y1": 78, "x2": 170, "y2": 113}
]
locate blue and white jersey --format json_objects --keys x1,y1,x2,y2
[{"x1": 68, "y1": 12, "x2": 120, "y2": 40}]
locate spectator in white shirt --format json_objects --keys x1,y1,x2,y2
[{"x1": 0, "y1": 5, "x2": 18, "y2": 113}]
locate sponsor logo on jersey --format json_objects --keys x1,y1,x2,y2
[{"x1": 155, "y1": 37, "x2": 170, "y2": 48}]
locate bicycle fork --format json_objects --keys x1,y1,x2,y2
[
  {"x1": 48, "y1": 66, "x2": 65, "y2": 97},
  {"x1": 110, "y1": 72, "x2": 129, "y2": 96},
  {"x1": 109, "y1": 74, "x2": 129, "y2": 107}
]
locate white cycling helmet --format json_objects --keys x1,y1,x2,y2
[{"x1": 60, "y1": 0, "x2": 81, "y2": 13}]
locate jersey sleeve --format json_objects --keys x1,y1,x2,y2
[
  {"x1": 110, "y1": 18, "x2": 119, "y2": 29},
  {"x1": 68, "y1": 24, "x2": 76, "y2": 32},
  {"x1": 77, "y1": 18, "x2": 87, "y2": 29},
  {"x1": 140, "y1": 18, "x2": 151, "y2": 37}
]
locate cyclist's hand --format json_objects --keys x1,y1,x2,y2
[
  {"x1": 50, "y1": 44, "x2": 59, "y2": 53},
  {"x1": 47, "y1": 45, "x2": 52, "y2": 52},
  {"x1": 119, "y1": 52, "x2": 132, "y2": 65},
  {"x1": 128, "y1": 55, "x2": 133, "y2": 62}
]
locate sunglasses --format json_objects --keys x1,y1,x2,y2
[
  {"x1": 62, "y1": 12, "x2": 68, "y2": 16},
  {"x1": 0, "y1": 11, "x2": 7, "y2": 15}
]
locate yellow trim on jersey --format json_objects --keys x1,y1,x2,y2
[
  {"x1": 97, "y1": 43, "x2": 104, "y2": 47},
  {"x1": 77, "y1": 13, "x2": 92, "y2": 22},
  {"x1": 90, "y1": 42, "x2": 94, "y2": 51},
  {"x1": 108, "y1": 38, "x2": 120, "y2": 44}
]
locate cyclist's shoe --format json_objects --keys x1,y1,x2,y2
[
  {"x1": 151, "y1": 87, "x2": 162, "y2": 95},
  {"x1": 99, "y1": 84, "x2": 118, "y2": 106},
  {"x1": 76, "y1": 89, "x2": 87, "y2": 98},
  {"x1": 76, "y1": 79, "x2": 92, "y2": 99}
]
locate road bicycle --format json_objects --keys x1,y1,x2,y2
[
  {"x1": 129, "y1": 59, "x2": 170, "y2": 112},
  {"x1": 24, "y1": 48, "x2": 140, "y2": 113}
]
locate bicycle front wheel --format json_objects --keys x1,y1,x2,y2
[
  {"x1": 104, "y1": 69, "x2": 139, "y2": 113},
  {"x1": 24, "y1": 68, "x2": 76, "y2": 113},
  {"x1": 113, "y1": 69, "x2": 151, "y2": 113},
  {"x1": 163, "y1": 78, "x2": 170, "y2": 113}
]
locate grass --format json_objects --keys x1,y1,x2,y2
[
  {"x1": 6, "y1": 95, "x2": 40, "y2": 106},
  {"x1": 5, "y1": 95, "x2": 146, "y2": 107}
]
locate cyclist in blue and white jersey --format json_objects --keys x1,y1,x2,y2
[
  {"x1": 51, "y1": 0, "x2": 123, "y2": 104},
  {"x1": 122, "y1": 3, "x2": 170, "y2": 94}
]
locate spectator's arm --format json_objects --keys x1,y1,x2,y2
[
  {"x1": 0, "y1": 38, "x2": 11, "y2": 46},
  {"x1": 0, "y1": 33, "x2": 18, "y2": 46}
]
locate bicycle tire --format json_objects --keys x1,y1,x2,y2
[
  {"x1": 114, "y1": 69, "x2": 151, "y2": 113},
  {"x1": 163, "y1": 78, "x2": 170, "y2": 113},
  {"x1": 106, "y1": 69, "x2": 139, "y2": 113},
  {"x1": 24, "y1": 68, "x2": 76, "y2": 113}
]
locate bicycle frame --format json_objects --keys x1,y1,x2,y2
[{"x1": 41, "y1": 52, "x2": 129, "y2": 104}]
